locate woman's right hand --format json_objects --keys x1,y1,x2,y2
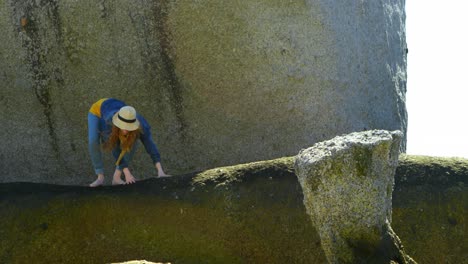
[{"x1": 155, "y1": 162, "x2": 171, "y2": 177}]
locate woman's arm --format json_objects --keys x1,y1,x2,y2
[
  {"x1": 139, "y1": 121, "x2": 170, "y2": 177},
  {"x1": 140, "y1": 128, "x2": 162, "y2": 165}
]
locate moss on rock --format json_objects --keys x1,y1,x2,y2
[
  {"x1": 0, "y1": 157, "x2": 324, "y2": 264},
  {"x1": 392, "y1": 155, "x2": 468, "y2": 263},
  {"x1": 0, "y1": 154, "x2": 466, "y2": 263}
]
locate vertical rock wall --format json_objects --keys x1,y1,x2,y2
[{"x1": 0, "y1": 0, "x2": 407, "y2": 184}]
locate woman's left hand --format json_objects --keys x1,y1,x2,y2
[{"x1": 123, "y1": 168, "x2": 136, "y2": 184}]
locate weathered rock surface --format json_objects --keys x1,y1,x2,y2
[
  {"x1": 392, "y1": 155, "x2": 468, "y2": 263},
  {"x1": 0, "y1": 157, "x2": 328, "y2": 264},
  {"x1": 0, "y1": 0, "x2": 407, "y2": 184},
  {"x1": 295, "y1": 130, "x2": 415, "y2": 263},
  {"x1": 1, "y1": 154, "x2": 467, "y2": 263}
]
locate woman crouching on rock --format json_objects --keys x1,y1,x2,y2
[{"x1": 88, "y1": 98, "x2": 169, "y2": 187}]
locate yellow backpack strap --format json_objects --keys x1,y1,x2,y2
[{"x1": 115, "y1": 150, "x2": 127, "y2": 166}]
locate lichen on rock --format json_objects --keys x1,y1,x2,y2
[
  {"x1": 295, "y1": 130, "x2": 416, "y2": 263},
  {"x1": 0, "y1": 152, "x2": 466, "y2": 263}
]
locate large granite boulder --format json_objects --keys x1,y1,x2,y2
[
  {"x1": 0, "y1": 0, "x2": 407, "y2": 184},
  {"x1": 295, "y1": 130, "x2": 415, "y2": 263}
]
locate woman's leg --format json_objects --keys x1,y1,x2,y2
[
  {"x1": 111, "y1": 168, "x2": 125, "y2": 185},
  {"x1": 113, "y1": 142, "x2": 139, "y2": 184},
  {"x1": 88, "y1": 113, "x2": 105, "y2": 187}
]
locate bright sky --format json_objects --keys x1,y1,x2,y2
[{"x1": 405, "y1": 1, "x2": 468, "y2": 158}]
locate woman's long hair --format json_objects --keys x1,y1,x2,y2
[{"x1": 103, "y1": 125, "x2": 141, "y2": 152}]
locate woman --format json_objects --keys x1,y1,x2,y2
[{"x1": 88, "y1": 98, "x2": 168, "y2": 187}]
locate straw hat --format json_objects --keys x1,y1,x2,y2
[{"x1": 112, "y1": 106, "x2": 140, "y2": 131}]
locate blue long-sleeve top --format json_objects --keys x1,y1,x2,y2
[{"x1": 99, "y1": 98, "x2": 161, "y2": 167}]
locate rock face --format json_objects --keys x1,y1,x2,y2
[
  {"x1": 393, "y1": 155, "x2": 468, "y2": 264},
  {"x1": 295, "y1": 130, "x2": 415, "y2": 263},
  {"x1": 1, "y1": 153, "x2": 467, "y2": 263},
  {"x1": 0, "y1": 157, "x2": 328, "y2": 264},
  {"x1": 0, "y1": 0, "x2": 407, "y2": 184}
]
